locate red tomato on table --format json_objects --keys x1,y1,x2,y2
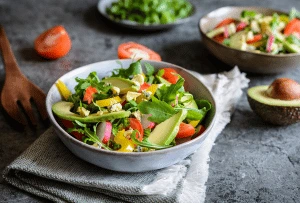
[
  {"x1": 118, "y1": 42, "x2": 161, "y2": 61},
  {"x1": 34, "y1": 25, "x2": 71, "y2": 59}
]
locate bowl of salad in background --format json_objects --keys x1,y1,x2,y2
[
  {"x1": 199, "y1": 6, "x2": 300, "y2": 74},
  {"x1": 97, "y1": 0, "x2": 195, "y2": 30},
  {"x1": 46, "y1": 59, "x2": 216, "y2": 172}
]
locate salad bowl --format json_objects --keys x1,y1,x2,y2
[
  {"x1": 199, "y1": 6, "x2": 300, "y2": 74},
  {"x1": 97, "y1": 0, "x2": 196, "y2": 31},
  {"x1": 46, "y1": 59, "x2": 216, "y2": 172}
]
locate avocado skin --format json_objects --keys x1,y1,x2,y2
[{"x1": 247, "y1": 95, "x2": 300, "y2": 125}]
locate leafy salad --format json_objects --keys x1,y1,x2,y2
[
  {"x1": 206, "y1": 8, "x2": 300, "y2": 54},
  {"x1": 106, "y1": 0, "x2": 193, "y2": 25},
  {"x1": 52, "y1": 61, "x2": 211, "y2": 152}
]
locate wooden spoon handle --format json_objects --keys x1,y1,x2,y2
[{"x1": 0, "y1": 25, "x2": 22, "y2": 76}]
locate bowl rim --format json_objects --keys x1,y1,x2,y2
[
  {"x1": 46, "y1": 59, "x2": 217, "y2": 156},
  {"x1": 199, "y1": 6, "x2": 300, "y2": 58}
]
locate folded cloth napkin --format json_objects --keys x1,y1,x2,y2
[{"x1": 3, "y1": 67, "x2": 249, "y2": 203}]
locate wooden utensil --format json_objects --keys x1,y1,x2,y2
[{"x1": 0, "y1": 25, "x2": 48, "y2": 126}]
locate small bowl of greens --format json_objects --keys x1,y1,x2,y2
[
  {"x1": 46, "y1": 59, "x2": 216, "y2": 172},
  {"x1": 98, "y1": 0, "x2": 195, "y2": 30},
  {"x1": 199, "y1": 7, "x2": 300, "y2": 74}
]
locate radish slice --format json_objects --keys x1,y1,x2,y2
[
  {"x1": 224, "y1": 26, "x2": 229, "y2": 38},
  {"x1": 266, "y1": 35, "x2": 274, "y2": 53},
  {"x1": 141, "y1": 114, "x2": 155, "y2": 129},
  {"x1": 236, "y1": 22, "x2": 247, "y2": 32},
  {"x1": 96, "y1": 122, "x2": 112, "y2": 144}
]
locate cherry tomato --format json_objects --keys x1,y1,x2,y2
[
  {"x1": 129, "y1": 118, "x2": 144, "y2": 141},
  {"x1": 215, "y1": 18, "x2": 236, "y2": 28},
  {"x1": 139, "y1": 82, "x2": 151, "y2": 92},
  {"x1": 61, "y1": 119, "x2": 84, "y2": 141},
  {"x1": 162, "y1": 68, "x2": 179, "y2": 84},
  {"x1": 34, "y1": 25, "x2": 71, "y2": 59},
  {"x1": 83, "y1": 86, "x2": 98, "y2": 104},
  {"x1": 284, "y1": 18, "x2": 300, "y2": 36},
  {"x1": 246, "y1": 34, "x2": 263, "y2": 44},
  {"x1": 176, "y1": 122, "x2": 195, "y2": 138}
]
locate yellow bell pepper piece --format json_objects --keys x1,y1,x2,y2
[
  {"x1": 189, "y1": 120, "x2": 200, "y2": 128},
  {"x1": 114, "y1": 129, "x2": 135, "y2": 152},
  {"x1": 146, "y1": 84, "x2": 159, "y2": 95},
  {"x1": 56, "y1": 80, "x2": 72, "y2": 100},
  {"x1": 279, "y1": 15, "x2": 289, "y2": 24},
  {"x1": 136, "y1": 84, "x2": 159, "y2": 103},
  {"x1": 96, "y1": 96, "x2": 122, "y2": 107}
]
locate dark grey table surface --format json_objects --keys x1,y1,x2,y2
[{"x1": 1, "y1": 0, "x2": 300, "y2": 202}]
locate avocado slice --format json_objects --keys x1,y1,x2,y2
[
  {"x1": 229, "y1": 30, "x2": 248, "y2": 50},
  {"x1": 147, "y1": 109, "x2": 187, "y2": 146},
  {"x1": 206, "y1": 27, "x2": 225, "y2": 38},
  {"x1": 102, "y1": 77, "x2": 139, "y2": 94},
  {"x1": 247, "y1": 86, "x2": 300, "y2": 125},
  {"x1": 52, "y1": 101, "x2": 130, "y2": 123}
]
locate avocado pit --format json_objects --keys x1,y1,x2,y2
[
  {"x1": 247, "y1": 78, "x2": 300, "y2": 125},
  {"x1": 266, "y1": 78, "x2": 300, "y2": 100}
]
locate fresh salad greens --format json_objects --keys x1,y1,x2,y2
[
  {"x1": 52, "y1": 61, "x2": 211, "y2": 152},
  {"x1": 106, "y1": 0, "x2": 193, "y2": 25},
  {"x1": 206, "y1": 8, "x2": 300, "y2": 54}
]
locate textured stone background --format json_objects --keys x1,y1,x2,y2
[{"x1": 0, "y1": 0, "x2": 300, "y2": 202}]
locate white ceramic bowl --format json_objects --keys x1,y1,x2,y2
[{"x1": 46, "y1": 59, "x2": 216, "y2": 172}]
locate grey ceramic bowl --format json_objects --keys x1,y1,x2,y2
[
  {"x1": 46, "y1": 59, "x2": 216, "y2": 172},
  {"x1": 199, "y1": 6, "x2": 300, "y2": 74},
  {"x1": 97, "y1": 0, "x2": 195, "y2": 31}
]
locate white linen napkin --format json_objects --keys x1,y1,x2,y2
[{"x1": 3, "y1": 67, "x2": 249, "y2": 203}]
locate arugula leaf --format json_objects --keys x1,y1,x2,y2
[
  {"x1": 156, "y1": 77, "x2": 185, "y2": 103},
  {"x1": 74, "y1": 72, "x2": 111, "y2": 98},
  {"x1": 70, "y1": 120, "x2": 111, "y2": 150},
  {"x1": 156, "y1": 69, "x2": 164, "y2": 77},
  {"x1": 144, "y1": 62, "x2": 155, "y2": 76},
  {"x1": 124, "y1": 100, "x2": 138, "y2": 112},
  {"x1": 112, "y1": 118, "x2": 130, "y2": 136},
  {"x1": 112, "y1": 60, "x2": 142, "y2": 78},
  {"x1": 196, "y1": 99, "x2": 212, "y2": 110},
  {"x1": 137, "y1": 97, "x2": 176, "y2": 123},
  {"x1": 241, "y1": 10, "x2": 257, "y2": 19}
]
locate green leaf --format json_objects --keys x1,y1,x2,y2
[
  {"x1": 144, "y1": 62, "x2": 155, "y2": 76},
  {"x1": 156, "y1": 77, "x2": 185, "y2": 103},
  {"x1": 70, "y1": 120, "x2": 111, "y2": 150},
  {"x1": 241, "y1": 10, "x2": 257, "y2": 18},
  {"x1": 137, "y1": 97, "x2": 176, "y2": 123},
  {"x1": 112, "y1": 60, "x2": 142, "y2": 78}
]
